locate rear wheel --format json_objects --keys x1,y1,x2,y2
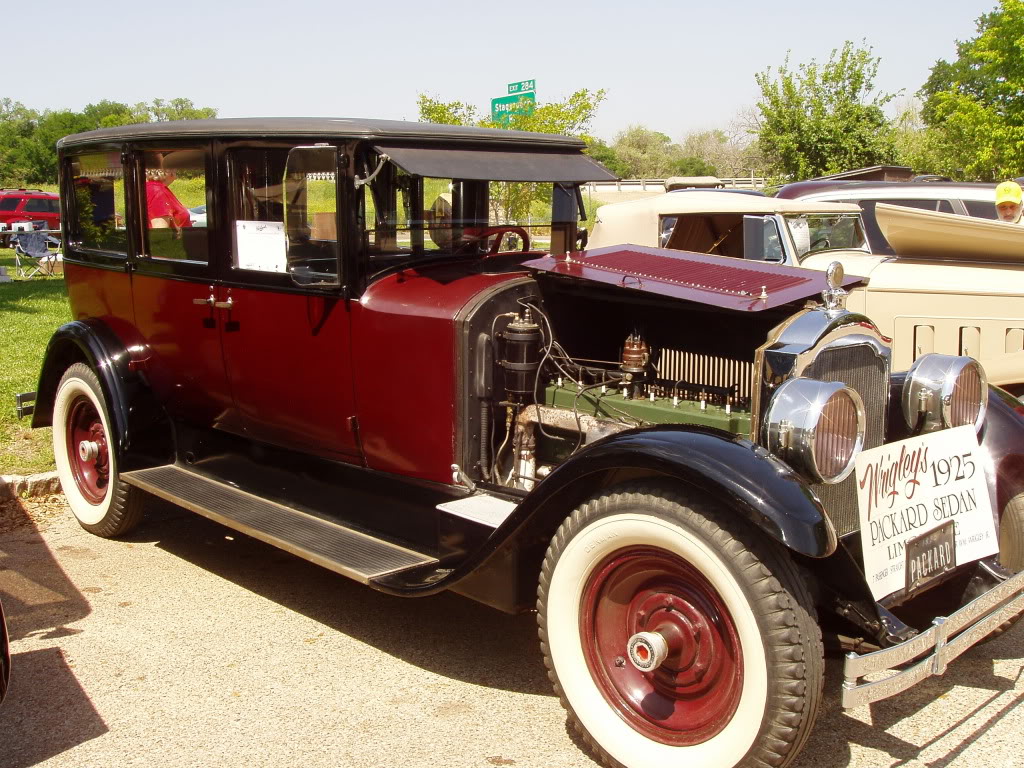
[
  {"x1": 53, "y1": 363, "x2": 142, "y2": 537},
  {"x1": 537, "y1": 482, "x2": 823, "y2": 768}
]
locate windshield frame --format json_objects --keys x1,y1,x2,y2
[{"x1": 782, "y1": 212, "x2": 869, "y2": 262}]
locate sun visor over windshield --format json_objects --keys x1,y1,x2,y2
[{"x1": 373, "y1": 145, "x2": 617, "y2": 182}]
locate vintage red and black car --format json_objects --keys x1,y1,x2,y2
[{"x1": 16, "y1": 118, "x2": 1024, "y2": 768}]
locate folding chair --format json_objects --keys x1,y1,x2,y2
[{"x1": 12, "y1": 230, "x2": 61, "y2": 278}]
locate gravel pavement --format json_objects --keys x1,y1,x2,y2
[{"x1": 1, "y1": 493, "x2": 1022, "y2": 768}]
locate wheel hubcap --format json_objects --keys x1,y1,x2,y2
[
  {"x1": 66, "y1": 396, "x2": 109, "y2": 504},
  {"x1": 581, "y1": 546, "x2": 743, "y2": 746},
  {"x1": 627, "y1": 631, "x2": 669, "y2": 671},
  {"x1": 79, "y1": 440, "x2": 99, "y2": 462}
]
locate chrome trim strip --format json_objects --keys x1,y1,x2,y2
[{"x1": 841, "y1": 568, "x2": 1024, "y2": 708}]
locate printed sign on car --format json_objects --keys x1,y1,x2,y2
[{"x1": 855, "y1": 425, "x2": 998, "y2": 600}]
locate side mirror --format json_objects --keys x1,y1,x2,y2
[{"x1": 742, "y1": 215, "x2": 784, "y2": 263}]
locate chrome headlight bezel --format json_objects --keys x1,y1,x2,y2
[
  {"x1": 902, "y1": 354, "x2": 987, "y2": 434},
  {"x1": 764, "y1": 377, "x2": 866, "y2": 484}
]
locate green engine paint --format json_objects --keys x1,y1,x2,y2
[{"x1": 543, "y1": 383, "x2": 751, "y2": 435}]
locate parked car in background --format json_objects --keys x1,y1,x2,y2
[
  {"x1": 188, "y1": 204, "x2": 207, "y2": 227},
  {"x1": 589, "y1": 189, "x2": 1024, "y2": 394},
  {"x1": 776, "y1": 180, "x2": 998, "y2": 254},
  {"x1": 14, "y1": 118, "x2": 1024, "y2": 768},
  {"x1": 0, "y1": 188, "x2": 61, "y2": 247},
  {"x1": 0, "y1": 188, "x2": 61, "y2": 232}
]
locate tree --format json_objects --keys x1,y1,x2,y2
[
  {"x1": 417, "y1": 89, "x2": 607, "y2": 221},
  {"x1": 582, "y1": 138, "x2": 629, "y2": 178},
  {"x1": 754, "y1": 41, "x2": 899, "y2": 180},
  {"x1": 417, "y1": 88, "x2": 606, "y2": 138},
  {"x1": 0, "y1": 98, "x2": 218, "y2": 185},
  {"x1": 611, "y1": 126, "x2": 683, "y2": 178},
  {"x1": 919, "y1": 0, "x2": 1024, "y2": 180},
  {"x1": 0, "y1": 99, "x2": 40, "y2": 185}
]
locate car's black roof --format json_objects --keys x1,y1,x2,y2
[{"x1": 58, "y1": 117, "x2": 587, "y2": 150}]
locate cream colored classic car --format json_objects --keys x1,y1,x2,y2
[{"x1": 588, "y1": 190, "x2": 1024, "y2": 393}]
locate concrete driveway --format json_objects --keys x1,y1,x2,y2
[{"x1": 1, "y1": 494, "x2": 1022, "y2": 768}]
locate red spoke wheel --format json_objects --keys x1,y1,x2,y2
[
  {"x1": 53, "y1": 363, "x2": 142, "y2": 537},
  {"x1": 538, "y1": 482, "x2": 823, "y2": 768}
]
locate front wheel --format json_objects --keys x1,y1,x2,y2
[
  {"x1": 537, "y1": 482, "x2": 823, "y2": 768},
  {"x1": 53, "y1": 363, "x2": 142, "y2": 537}
]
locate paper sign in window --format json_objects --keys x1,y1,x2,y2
[{"x1": 235, "y1": 220, "x2": 286, "y2": 272}]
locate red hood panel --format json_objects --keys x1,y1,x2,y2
[{"x1": 524, "y1": 244, "x2": 864, "y2": 312}]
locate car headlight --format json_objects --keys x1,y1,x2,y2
[
  {"x1": 902, "y1": 354, "x2": 987, "y2": 434},
  {"x1": 764, "y1": 378, "x2": 865, "y2": 484}
]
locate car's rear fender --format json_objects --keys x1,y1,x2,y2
[{"x1": 31, "y1": 320, "x2": 172, "y2": 471}]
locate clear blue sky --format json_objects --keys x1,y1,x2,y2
[{"x1": 7, "y1": 0, "x2": 998, "y2": 143}]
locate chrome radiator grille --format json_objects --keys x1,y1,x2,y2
[{"x1": 805, "y1": 343, "x2": 889, "y2": 536}]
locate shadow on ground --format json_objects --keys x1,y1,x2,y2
[
  {"x1": 0, "y1": 647, "x2": 108, "y2": 767},
  {"x1": 123, "y1": 496, "x2": 552, "y2": 697}
]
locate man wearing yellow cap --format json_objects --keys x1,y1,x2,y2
[{"x1": 995, "y1": 181, "x2": 1024, "y2": 224}]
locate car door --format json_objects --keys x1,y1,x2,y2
[
  {"x1": 216, "y1": 142, "x2": 361, "y2": 462},
  {"x1": 128, "y1": 143, "x2": 236, "y2": 429},
  {"x1": 22, "y1": 196, "x2": 60, "y2": 230}
]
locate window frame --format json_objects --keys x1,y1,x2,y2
[
  {"x1": 222, "y1": 139, "x2": 349, "y2": 294},
  {"x1": 62, "y1": 143, "x2": 135, "y2": 269},
  {"x1": 128, "y1": 141, "x2": 216, "y2": 282}
]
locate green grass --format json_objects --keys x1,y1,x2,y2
[{"x1": 0, "y1": 249, "x2": 72, "y2": 475}]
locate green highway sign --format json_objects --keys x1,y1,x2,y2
[
  {"x1": 491, "y1": 92, "x2": 536, "y2": 123},
  {"x1": 508, "y1": 79, "x2": 536, "y2": 95}
]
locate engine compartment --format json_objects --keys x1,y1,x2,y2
[{"x1": 458, "y1": 273, "x2": 798, "y2": 491}]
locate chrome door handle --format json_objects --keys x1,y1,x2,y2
[
  {"x1": 213, "y1": 296, "x2": 234, "y2": 310},
  {"x1": 192, "y1": 294, "x2": 214, "y2": 306}
]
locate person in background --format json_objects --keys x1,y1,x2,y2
[
  {"x1": 145, "y1": 155, "x2": 192, "y2": 231},
  {"x1": 994, "y1": 180, "x2": 1024, "y2": 224}
]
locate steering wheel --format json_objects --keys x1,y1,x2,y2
[
  {"x1": 809, "y1": 237, "x2": 831, "y2": 251},
  {"x1": 456, "y1": 226, "x2": 531, "y2": 256}
]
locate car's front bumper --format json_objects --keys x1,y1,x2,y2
[{"x1": 842, "y1": 568, "x2": 1024, "y2": 708}]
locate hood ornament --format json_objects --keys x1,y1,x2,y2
[{"x1": 821, "y1": 261, "x2": 848, "y2": 313}]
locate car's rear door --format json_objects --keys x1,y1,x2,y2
[{"x1": 128, "y1": 143, "x2": 235, "y2": 429}]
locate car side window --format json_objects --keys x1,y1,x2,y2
[
  {"x1": 0, "y1": 198, "x2": 18, "y2": 211},
  {"x1": 964, "y1": 199, "x2": 999, "y2": 220},
  {"x1": 228, "y1": 147, "x2": 340, "y2": 282},
  {"x1": 141, "y1": 148, "x2": 208, "y2": 262},
  {"x1": 69, "y1": 151, "x2": 128, "y2": 254},
  {"x1": 23, "y1": 198, "x2": 50, "y2": 213},
  {"x1": 871, "y1": 198, "x2": 955, "y2": 214}
]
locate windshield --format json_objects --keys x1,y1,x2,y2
[
  {"x1": 357, "y1": 153, "x2": 579, "y2": 269},
  {"x1": 783, "y1": 213, "x2": 867, "y2": 260}
]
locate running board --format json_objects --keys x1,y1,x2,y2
[{"x1": 121, "y1": 464, "x2": 438, "y2": 583}]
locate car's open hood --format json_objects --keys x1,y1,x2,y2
[{"x1": 524, "y1": 244, "x2": 865, "y2": 312}]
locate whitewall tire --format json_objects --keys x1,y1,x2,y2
[
  {"x1": 53, "y1": 363, "x2": 142, "y2": 537},
  {"x1": 537, "y1": 482, "x2": 823, "y2": 768}
]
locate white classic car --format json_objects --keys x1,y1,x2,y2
[{"x1": 588, "y1": 190, "x2": 1024, "y2": 394}]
